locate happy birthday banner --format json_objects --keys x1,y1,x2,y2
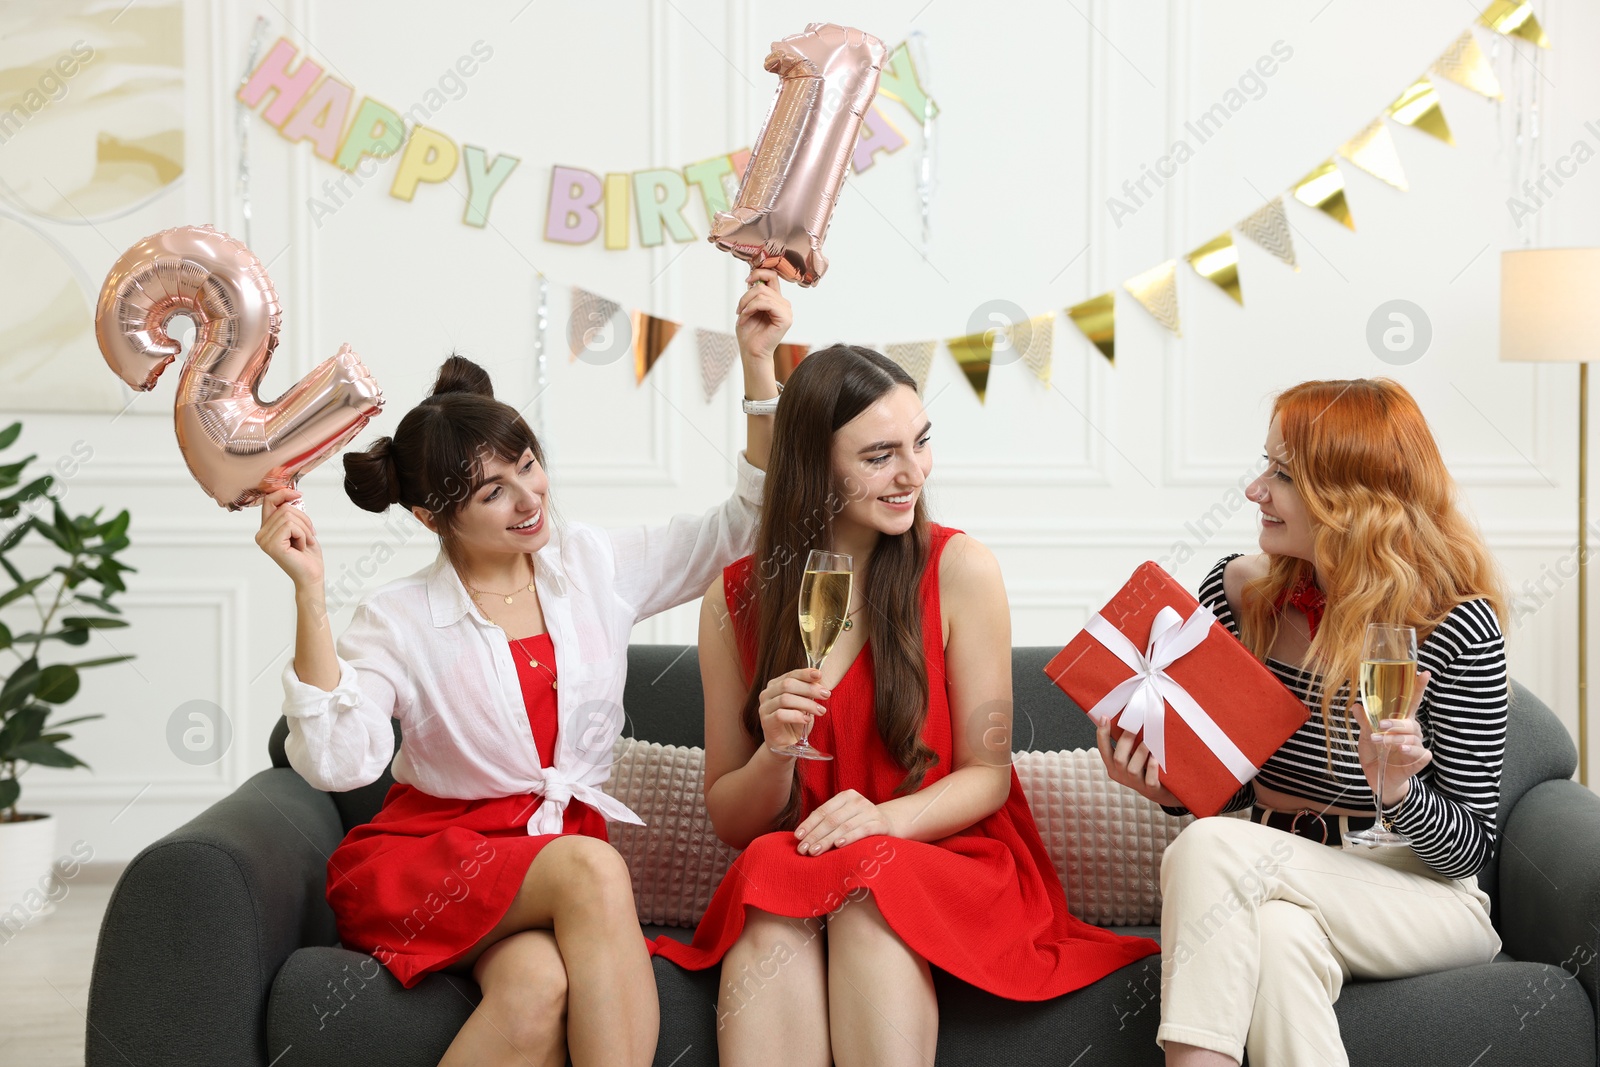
[
  {"x1": 236, "y1": 5, "x2": 1546, "y2": 405},
  {"x1": 236, "y1": 36, "x2": 934, "y2": 241}
]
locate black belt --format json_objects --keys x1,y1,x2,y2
[{"x1": 1253, "y1": 806, "x2": 1378, "y2": 848}]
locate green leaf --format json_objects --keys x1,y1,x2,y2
[
  {"x1": 45, "y1": 713, "x2": 103, "y2": 728},
  {"x1": 33, "y1": 664, "x2": 79, "y2": 704},
  {"x1": 99, "y1": 511, "x2": 130, "y2": 541},
  {"x1": 71, "y1": 593, "x2": 120, "y2": 614},
  {"x1": 55, "y1": 629, "x2": 91, "y2": 646},
  {"x1": 0, "y1": 554, "x2": 21, "y2": 583},
  {"x1": 62, "y1": 617, "x2": 128, "y2": 630},
  {"x1": 0, "y1": 421, "x2": 21, "y2": 451},
  {"x1": 0, "y1": 702, "x2": 47, "y2": 753},
  {"x1": 0, "y1": 778, "x2": 18, "y2": 810},
  {"x1": 0, "y1": 476, "x2": 55, "y2": 520},
  {"x1": 52, "y1": 501, "x2": 81, "y2": 553},
  {"x1": 0, "y1": 657, "x2": 40, "y2": 713},
  {"x1": 0, "y1": 575, "x2": 47, "y2": 610},
  {"x1": 0, "y1": 621, "x2": 8, "y2": 650},
  {"x1": 68, "y1": 656, "x2": 132, "y2": 670},
  {"x1": 11, "y1": 740, "x2": 86, "y2": 769},
  {"x1": 0, "y1": 454, "x2": 37, "y2": 489},
  {"x1": 36, "y1": 732, "x2": 69, "y2": 744},
  {"x1": 28, "y1": 516, "x2": 71, "y2": 552}
]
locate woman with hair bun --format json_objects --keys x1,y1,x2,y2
[{"x1": 255, "y1": 271, "x2": 792, "y2": 1067}]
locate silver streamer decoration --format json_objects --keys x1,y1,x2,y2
[
  {"x1": 908, "y1": 31, "x2": 937, "y2": 250},
  {"x1": 235, "y1": 17, "x2": 268, "y2": 250},
  {"x1": 533, "y1": 273, "x2": 549, "y2": 438}
]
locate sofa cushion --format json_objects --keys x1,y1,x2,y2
[{"x1": 603, "y1": 737, "x2": 1229, "y2": 929}]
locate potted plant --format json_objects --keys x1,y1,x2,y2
[{"x1": 0, "y1": 420, "x2": 134, "y2": 928}]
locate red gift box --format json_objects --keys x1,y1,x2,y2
[{"x1": 1043, "y1": 561, "x2": 1309, "y2": 818}]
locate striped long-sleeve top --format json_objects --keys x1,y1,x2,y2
[{"x1": 1161, "y1": 553, "x2": 1508, "y2": 879}]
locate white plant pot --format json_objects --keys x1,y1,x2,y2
[{"x1": 0, "y1": 813, "x2": 60, "y2": 931}]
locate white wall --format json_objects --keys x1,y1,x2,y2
[{"x1": 4, "y1": 0, "x2": 1598, "y2": 861}]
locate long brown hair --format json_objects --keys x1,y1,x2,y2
[
  {"x1": 342, "y1": 354, "x2": 550, "y2": 580},
  {"x1": 1236, "y1": 379, "x2": 1508, "y2": 758},
  {"x1": 737, "y1": 345, "x2": 936, "y2": 827}
]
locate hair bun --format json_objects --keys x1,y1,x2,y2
[
  {"x1": 430, "y1": 354, "x2": 495, "y2": 399},
  {"x1": 343, "y1": 436, "x2": 402, "y2": 513}
]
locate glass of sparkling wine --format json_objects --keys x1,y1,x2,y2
[
  {"x1": 1346, "y1": 623, "x2": 1418, "y2": 848},
  {"x1": 772, "y1": 550, "x2": 853, "y2": 761}
]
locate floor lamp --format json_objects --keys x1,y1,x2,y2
[{"x1": 1500, "y1": 248, "x2": 1600, "y2": 787}]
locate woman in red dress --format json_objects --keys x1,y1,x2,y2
[
  {"x1": 255, "y1": 271, "x2": 792, "y2": 1066},
  {"x1": 653, "y1": 346, "x2": 1159, "y2": 1065}
]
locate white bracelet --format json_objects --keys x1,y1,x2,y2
[{"x1": 742, "y1": 381, "x2": 783, "y2": 416}]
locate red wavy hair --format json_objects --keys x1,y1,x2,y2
[{"x1": 1236, "y1": 379, "x2": 1508, "y2": 757}]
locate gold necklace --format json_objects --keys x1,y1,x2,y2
[
  {"x1": 842, "y1": 603, "x2": 865, "y2": 631},
  {"x1": 464, "y1": 555, "x2": 536, "y2": 605},
  {"x1": 510, "y1": 633, "x2": 557, "y2": 690}
]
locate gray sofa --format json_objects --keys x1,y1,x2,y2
[{"x1": 86, "y1": 646, "x2": 1600, "y2": 1066}]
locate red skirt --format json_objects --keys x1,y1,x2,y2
[
  {"x1": 327, "y1": 784, "x2": 608, "y2": 988},
  {"x1": 326, "y1": 632, "x2": 618, "y2": 988}
]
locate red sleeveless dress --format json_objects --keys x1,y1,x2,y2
[
  {"x1": 653, "y1": 525, "x2": 1160, "y2": 999},
  {"x1": 326, "y1": 633, "x2": 610, "y2": 988}
]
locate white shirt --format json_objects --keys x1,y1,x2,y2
[{"x1": 281, "y1": 451, "x2": 764, "y2": 835}]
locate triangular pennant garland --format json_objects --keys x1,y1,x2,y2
[
  {"x1": 1007, "y1": 312, "x2": 1055, "y2": 385},
  {"x1": 1291, "y1": 158, "x2": 1355, "y2": 230},
  {"x1": 1339, "y1": 120, "x2": 1408, "y2": 191},
  {"x1": 1186, "y1": 232, "x2": 1243, "y2": 306},
  {"x1": 945, "y1": 330, "x2": 998, "y2": 403},
  {"x1": 569, "y1": 287, "x2": 623, "y2": 360},
  {"x1": 1123, "y1": 260, "x2": 1181, "y2": 336},
  {"x1": 630, "y1": 310, "x2": 680, "y2": 385},
  {"x1": 695, "y1": 328, "x2": 738, "y2": 402},
  {"x1": 1066, "y1": 293, "x2": 1115, "y2": 364},
  {"x1": 1479, "y1": 0, "x2": 1550, "y2": 48},
  {"x1": 1432, "y1": 32, "x2": 1502, "y2": 100},
  {"x1": 1236, "y1": 198, "x2": 1299, "y2": 270},
  {"x1": 1387, "y1": 77, "x2": 1453, "y2": 145},
  {"x1": 885, "y1": 340, "x2": 938, "y2": 392}
]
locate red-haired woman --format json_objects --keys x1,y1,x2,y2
[
  {"x1": 1100, "y1": 378, "x2": 1508, "y2": 1067},
  {"x1": 255, "y1": 272, "x2": 793, "y2": 1067},
  {"x1": 655, "y1": 345, "x2": 1160, "y2": 1066}
]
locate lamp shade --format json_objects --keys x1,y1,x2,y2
[{"x1": 1501, "y1": 248, "x2": 1600, "y2": 363}]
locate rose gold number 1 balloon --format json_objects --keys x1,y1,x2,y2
[
  {"x1": 95, "y1": 225, "x2": 383, "y2": 511},
  {"x1": 710, "y1": 23, "x2": 885, "y2": 287}
]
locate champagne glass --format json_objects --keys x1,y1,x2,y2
[
  {"x1": 1345, "y1": 623, "x2": 1419, "y2": 848},
  {"x1": 771, "y1": 550, "x2": 853, "y2": 761}
]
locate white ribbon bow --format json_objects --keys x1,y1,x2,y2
[
  {"x1": 1085, "y1": 604, "x2": 1256, "y2": 784},
  {"x1": 524, "y1": 765, "x2": 645, "y2": 837}
]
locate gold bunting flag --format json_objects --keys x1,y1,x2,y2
[
  {"x1": 1479, "y1": 0, "x2": 1550, "y2": 47},
  {"x1": 1123, "y1": 260, "x2": 1181, "y2": 336},
  {"x1": 1066, "y1": 292, "x2": 1115, "y2": 364},
  {"x1": 1186, "y1": 232, "x2": 1243, "y2": 305},
  {"x1": 1007, "y1": 312, "x2": 1055, "y2": 385},
  {"x1": 1237, "y1": 198, "x2": 1299, "y2": 270},
  {"x1": 774, "y1": 343, "x2": 809, "y2": 385},
  {"x1": 1432, "y1": 32, "x2": 1502, "y2": 100},
  {"x1": 630, "y1": 310, "x2": 680, "y2": 385},
  {"x1": 945, "y1": 330, "x2": 998, "y2": 403},
  {"x1": 695, "y1": 328, "x2": 738, "y2": 402},
  {"x1": 885, "y1": 340, "x2": 938, "y2": 392},
  {"x1": 1292, "y1": 159, "x2": 1355, "y2": 230},
  {"x1": 1387, "y1": 77, "x2": 1453, "y2": 145},
  {"x1": 1339, "y1": 120, "x2": 1408, "y2": 191},
  {"x1": 569, "y1": 287, "x2": 623, "y2": 360}
]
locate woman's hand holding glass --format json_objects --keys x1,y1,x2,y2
[
  {"x1": 758, "y1": 667, "x2": 831, "y2": 756},
  {"x1": 1353, "y1": 667, "x2": 1433, "y2": 808}
]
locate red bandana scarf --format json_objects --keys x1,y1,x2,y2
[{"x1": 1276, "y1": 575, "x2": 1327, "y2": 639}]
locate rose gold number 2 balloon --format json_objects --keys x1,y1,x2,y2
[
  {"x1": 709, "y1": 23, "x2": 885, "y2": 287},
  {"x1": 95, "y1": 225, "x2": 383, "y2": 511}
]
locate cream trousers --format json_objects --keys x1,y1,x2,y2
[{"x1": 1157, "y1": 816, "x2": 1501, "y2": 1066}]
